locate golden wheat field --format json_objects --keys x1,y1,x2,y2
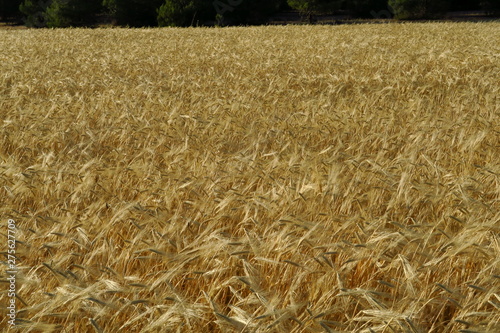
[{"x1": 0, "y1": 22, "x2": 499, "y2": 332}]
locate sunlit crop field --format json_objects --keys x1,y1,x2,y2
[{"x1": 1, "y1": 23, "x2": 499, "y2": 332}]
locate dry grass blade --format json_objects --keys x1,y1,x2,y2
[{"x1": 0, "y1": 22, "x2": 498, "y2": 332}]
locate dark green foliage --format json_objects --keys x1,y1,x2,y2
[
  {"x1": 13, "y1": 0, "x2": 492, "y2": 28},
  {"x1": 103, "y1": 0, "x2": 164, "y2": 26},
  {"x1": 388, "y1": 0, "x2": 450, "y2": 19},
  {"x1": 44, "y1": 0, "x2": 70, "y2": 26},
  {"x1": 287, "y1": 0, "x2": 343, "y2": 22},
  {"x1": 157, "y1": 0, "x2": 214, "y2": 27},
  {"x1": 388, "y1": 0, "x2": 422, "y2": 19},
  {"x1": 19, "y1": 0, "x2": 51, "y2": 27},
  {"x1": 287, "y1": 0, "x2": 343, "y2": 14},
  {"x1": 20, "y1": 0, "x2": 102, "y2": 27},
  {"x1": 44, "y1": 0, "x2": 102, "y2": 27},
  {"x1": 481, "y1": 0, "x2": 500, "y2": 15},
  {"x1": 157, "y1": 0, "x2": 194, "y2": 26},
  {"x1": 157, "y1": 0, "x2": 283, "y2": 27},
  {"x1": 347, "y1": 0, "x2": 390, "y2": 18}
]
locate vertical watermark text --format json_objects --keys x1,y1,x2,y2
[{"x1": 6, "y1": 219, "x2": 17, "y2": 327}]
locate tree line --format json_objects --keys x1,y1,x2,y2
[{"x1": 0, "y1": 0, "x2": 498, "y2": 28}]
